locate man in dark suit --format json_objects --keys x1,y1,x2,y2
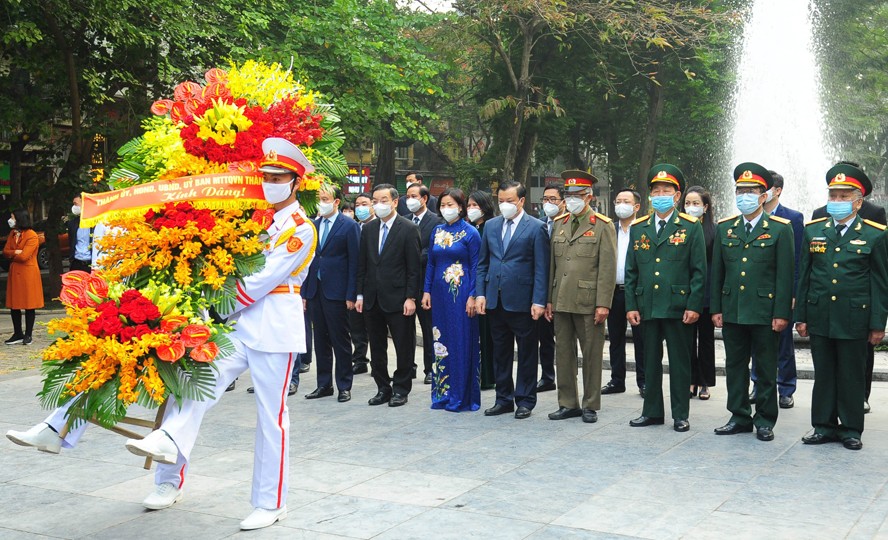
[
  {"x1": 537, "y1": 182, "x2": 563, "y2": 392},
  {"x1": 349, "y1": 193, "x2": 375, "y2": 375},
  {"x1": 355, "y1": 183, "x2": 422, "y2": 407},
  {"x1": 405, "y1": 182, "x2": 444, "y2": 384},
  {"x1": 811, "y1": 160, "x2": 887, "y2": 413},
  {"x1": 398, "y1": 172, "x2": 438, "y2": 216},
  {"x1": 477, "y1": 180, "x2": 550, "y2": 419},
  {"x1": 303, "y1": 185, "x2": 361, "y2": 403}
]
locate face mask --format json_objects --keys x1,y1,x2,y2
[
  {"x1": 406, "y1": 198, "x2": 422, "y2": 213},
  {"x1": 317, "y1": 201, "x2": 335, "y2": 217},
  {"x1": 72, "y1": 205, "x2": 82, "y2": 216},
  {"x1": 374, "y1": 203, "x2": 393, "y2": 219},
  {"x1": 542, "y1": 202, "x2": 560, "y2": 218},
  {"x1": 565, "y1": 197, "x2": 586, "y2": 215},
  {"x1": 765, "y1": 189, "x2": 774, "y2": 203},
  {"x1": 614, "y1": 203, "x2": 635, "y2": 219},
  {"x1": 735, "y1": 193, "x2": 761, "y2": 216},
  {"x1": 441, "y1": 207, "x2": 460, "y2": 223},
  {"x1": 467, "y1": 208, "x2": 483, "y2": 223},
  {"x1": 262, "y1": 180, "x2": 294, "y2": 204},
  {"x1": 499, "y1": 202, "x2": 518, "y2": 220},
  {"x1": 684, "y1": 205, "x2": 705, "y2": 218},
  {"x1": 355, "y1": 206, "x2": 371, "y2": 222},
  {"x1": 650, "y1": 195, "x2": 675, "y2": 214},
  {"x1": 827, "y1": 200, "x2": 855, "y2": 222},
  {"x1": 7, "y1": 218, "x2": 15, "y2": 229}
]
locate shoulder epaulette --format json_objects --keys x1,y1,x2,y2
[
  {"x1": 292, "y1": 212, "x2": 306, "y2": 226},
  {"x1": 718, "y1": 215, "x2": 739, "y2": 224},
  {"x1": 595, "y1": 212, "x2": 612, "y2": 223},
  {"x1": 864, "y1": 219, "x2": 887, "y2": 231},
  {"x1": 678, "y1": 212, "x2": 698, "y2": 223},
  {"x1": 555, "y1": 212, "x2": 570, "y2": 222},
  {"x1": 769, "y1": 215, "x2": 790, "y2": 224},
  {"x1": 631, "y1": 215, "x2": 649, "y2": 226},
  {"x1": 805, "y1": 217, "x2": 828, "y2": 226}
]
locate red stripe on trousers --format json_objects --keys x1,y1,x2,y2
[
  {"x1": 178, "y1": 463, "x2": 186, "y2": 489},
  {"x1": 276, "y1": 353, "x2": 294, "y2": 508}
]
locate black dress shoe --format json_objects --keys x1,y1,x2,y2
[
  {"x1": 484, "y1": 403, "x2": 515, "y2": 416},
  {"x1": 514, "y1": 406, "x2": 531, "y2": 419},
  {"x1": 536, "y1": 380, "x2": 556, "y2": 392},
  {"x1": 714, "y1": 422, "x2": 753, "y2": 435},
  {"x1": 299, "y1": 363, "x2": 310, "y2": 374},
  {"x1": 547, "y1": 407, "x2": 582, "y2": 420},
  {"x1": 601, "y1": 382, "x2": 626, "y2": 395},
  {"x1": 802, "y1": 433, "x2": 837, "y2": 445},
  {"x1": 353, "y1": 363, "x2": 369, "y2": 375},
  {"x1": 225, "y1": 380, "x2": 236, "y2": 392},
  {"x1": 673, "y1": 419, "x2": 690, "y2": 432},
  {"x1": 288, "y1": 383, "x2": 298, "y2": 396},
  {"x1": 629, "y1": 415, "x2": 664, "y2": 427},
  {"x1": 424, "y1": 373, "x2": 433, "y2": 385},
  {"x1": 778, "y1": 396, "x2": 794, "y2": 409},
  {"x1": 305, "y1": 386, "x2": 334, "y2": 399},
  {"x1": 389, "y1": 393, "x2": 408, "y2": 407},
  {"x1": 246, "y1": 386, "x2": 255, "y2": 394},
  {"x1": 338, "y1": 390, "x2": 351, "y2": 403},
  {"x1": 842, "y1": 437, "x2": 863, "y2": 450},
  {"x1": 756, "y1": 426, "x2": 774, "y2": 441},
  {"x1": 582, "y1": 409, "x2": 598, "y2": 423},
  {"x1": 368, "y1": 391, "x2": 392, "y2": 406}
]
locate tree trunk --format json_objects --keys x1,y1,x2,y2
[
  {"x1": 501, "y1": 96, "x2": 526, "y2": 181},
  {"x1": 373, "y1": 122, "x2": 396, "y2": 187},
  {"x1": 514, "y1": 117, "x2": 538, "y2": 184},
  {"x1": 8, "y1": 138, "x2": 25, "y2": 206},
  {"x1": 636, "y1": 76, "x2": 666, "y2": 205}
]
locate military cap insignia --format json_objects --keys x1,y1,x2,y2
[
  {"x1": 657, "y1": 171, "x2": 667, "y2": 179},
  {"x1": 265, "y1": 150, "x2": 278, "y2": 161},
  {"x1": 741, "y1": 170, "x2": 753, "y2": 179}
]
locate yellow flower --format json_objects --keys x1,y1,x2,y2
[
  {"x1": 193, "y1": 99, "x2": 253, "y2": 146},
  {"x1": 226, "y1": 60, "x2": 302, "y2": 109}
]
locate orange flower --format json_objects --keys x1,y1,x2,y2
[
  {"x1": 151, "y1": 99, "x2": 175, "y2": 116},
  {"x1": 180, "y1": 324, "x2": 211, "y2": 347},
  {"x1": 156, "y1": 341, "x2": 185, "y2": 362},
  {"x1": 160, "y1": 315, "x2": 188, "y2": 333},
  {"x1": 62, "y1": 270, "x2": 91, "y2": 287},
  {"x1": 189, "y1": 341, "x2": 219, "y2": 363},
  {"x1": 59, "y1": 271, "x2": 91, "y2": 307},
  {"x1": 85, "y1": 274, "x2": 109, "y2": 305}
]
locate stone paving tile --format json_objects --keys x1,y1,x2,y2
[
  {"x1": 82, "y1": 508, "x2": 239, "y2": 540},
  {"x1": 279, "y1": 494, "x2": 429, "y2": 539},
  {"x1": 445, "y1": 480, "x2": 587, "y2": 523},
  {"x1": 684, "y1": 510, "x2": 852, "y2": 538},
  {"x1": 289, "y1": 459, "x2": 389, "y2": 494},
  {"x1": 373, "y1": 507, "x2": 543, "y2": 539},
  {"x1": 0, "y1": 528, "x2": 57, "y2": 539},
  {"x1": 0, "y1": 495, "x2": 146, "y2": 538},
  {"x1": 340, "y1": 470, "x2": 483, "y2": 507},
  {"x1": 552, "y1": 494, "x2": 713, "y2": 539}
]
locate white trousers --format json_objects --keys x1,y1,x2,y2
[{"x1": 44, "y1": 400, "x2": 87, "y2": 449}]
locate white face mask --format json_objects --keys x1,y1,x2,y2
[
  {"x1": 542, "y1": 202, "x2": 560, "y2": 218},
  {"x1": 373, "y1": 202, "x2": 393, "y2": 219},
  {"x1": 614, "y1": 203, "x2": 635, "y2": 219},
  {"x1": 684, "y1": 205, "x2": 705, "y2": 218},
  {"x1": 405, "y1": 198, "x2": 422, "y2": 213},
  {"x1": 72, "y1": 205, "x2": 82, "y2": 216},
  {"x1": 441, "y1": 207, "x2": 460, "y2": 223},
  {"x1": 317, "y1": 201, "x2": 335, "y2": 217},
  {"x1": 765, "y1": 188, "x2": 774, "y2": 203},
  {"x1": 262, "y1": 180, "x2": 294, "y2": 204},
  {"x1": 467, "y1": 208, "x2": 483, "y2": 223},
  {"x1": 565, "y1": 196, "x2": 586, "y2": 215},
  {"x1": 7, "y1": 218, "x2": 15, "y2": 229},
  {"x1": 499, "y1": 202, "x2": 518, "y2": 220}
]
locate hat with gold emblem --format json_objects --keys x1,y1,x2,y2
[
  {"x1": 560, "y1": 169, "x2": 598, "y2": 193},
  {"x1": 647, "y1": 163, "x2": 686, "y2": 192},
  {"x1": 733, "y1": 162, "x2": 773, "y2": 191},
  {"x1": 259, "y1": 137, "x2": 315, "y2": 176},
  {"x1": 826, "y1": 161, "x2": 872, "y2": 196}
]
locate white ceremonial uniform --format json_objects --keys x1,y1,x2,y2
[{"x1": 152, "y1": 200, "x2": 316, "y2": 510}]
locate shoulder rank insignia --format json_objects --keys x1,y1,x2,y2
[
  {"x1": 864, "y1": 219, "x2": 887, "y2": 231},
  {"x1": 718, "y1": 214, "x2": 739, "y2": 224},
  {"x1": 287, "y1": 236, "x2": 304, "y2": 253},
  {"x1": 769, "y1": 215, "x2": 790, "y2": 224},
  {"x1": 678, "y1": 212, "x2": 698, "y2": 223},
  {"x1": 631, "y1": 215, "x2": 649, "y2": 226},
  {"x1": 594, "y1": 212, "x2": 612, "y2": 223},
  {"x1": 554, "y1": 212, "x2": 570, "y2": 222},
  {"x1": 292, "y1": 212, "x2": 306, "y2": 226},
  {"x1": 805, "y1": 217, "x2": 828, "y2": 226}
]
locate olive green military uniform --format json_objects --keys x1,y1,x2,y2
[
  {"x1": 549, "y1": 208, "x2": 617, "y2": 411},
  {"x1": 625, "y1": 211, "x2": 707, "y2": 421},
  {"x1": 711, "y1": 213, "x2": 795, "y2": 429},
  {"x1": 796, "y1": 215, "x2": 888, "y2": 440}
]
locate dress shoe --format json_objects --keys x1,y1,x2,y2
[
  {"x1": 698, "y1": 386, "x2": 710, "y2": 400},
  {"x1": 673, "y1": 419, "x2": 690, "y2": 432},
  {"x1": 240, "y1": 506, "x2": 287, "y2": 530},
  {"x1": 353, "y1": 363, "x2": 369, "y2": 375},
  {"x1": 714, "y1": 422, "x2": 753, "y2": 435},
  {"x1": 779, "y1": 396, "x2": 794, "y2": 409},
  {"x1": 629, "y1": 415, "x2": 664, "y2": 427},
  {"x1": 601, "y1": 382, "x2": 626, "y2": 395},
  {"x1": 864, "y1": 401, "x2": 871, "y2": 414},
  {"x1": 389, "y1": 393, "x2": 408, "y2": 407},
  {"x1": 299, "y1": 363, "x2": 310, "y2": 373},
  {"x1": 484, "y1": 403, "x2": 514, "y2": 416},
  {"x1": 125, "y1": 430, "x2": 179, "y2": 464},
  {"x1": 802, "y1": 433, "x2": 837, "y2": 445},
  {"x1": 368, "y1": 391, "x2": 391, "y2": 406},
  {"x1": 842, "y1": 437, "x2": 863, "y2": 451},
  {"x1": 756, "y1": 426, "x2": 774, "y2": 441},
  {"x1": 424, "y1": 373, "x2": 433, "y2": 385},
  {"x1": 338, "y1": 390, "x2": 351, "y2": 402},
  {"x1": 288, "y1": 383, "x2": 298, "y2": 396},
  {"x1": 305, "y1": 386, "x2": 334, "y2": 399},
  {"x1": 514, "y1": 406, "x2": 532, "y2": 419},
  {"x1": 142, "y1": 482, "x2": 182, "y2": 510},
  {"x1": 225, "y1": 380, "x2": 236, "y2": 392},
  {"x1": 6, "y1": 423, "x2": 62, "y2": 454},
  {"x1": 548, "y1": 407, "x2": 582, "y2": 420},
  {"x1": 247, "y1": 386, "x2": 255, "y2": 394},
  {"x1": 536, "y1": 380, "x2": 556, "y2": 392},
  {"x1": 582, "y1": 409, "x2": 598, "y2": 423}
]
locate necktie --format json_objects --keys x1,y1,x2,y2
[
  {"x1": 319, "y1": 219, "x2": 330, "y2": 248},
  {"x1": 836, "y1": 223, "x2": 846, "y2": 236},
  {"x1": 571, "y1": 217, "x2": 580, "y2": 236},
  {"x1": 379, "y1": 223, "x2": 388, "y2": 254},
  {"x1": 745, "y1": 222, "x2": 752, "y2": 236},
  {"x1": 547, "y1": 219, "x2": 553, "y2": 238},
  {"x1": 657, "y1": 219, "x2": 666, "y2": 237},
  {"x1": 414, "y1": 216, "x2": 420, "y2": 225},
  {"x1": 503, "y1": 219, "x2": 514, "y2": 251}
]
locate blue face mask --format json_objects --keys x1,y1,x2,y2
[
  {"x1": 827, "y1": 200, "x2": 855, "y2": 222},
  {"x1": 735, "y1": 193, "x2": 762, "y2": 216},
  {"x1": 355, "y1": 206, "x2": 371, "y2": 222},
  {"x1": 650, "y1": 195, "x2": 675, "y2": 214}
]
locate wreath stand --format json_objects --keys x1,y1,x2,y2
[{"x1": 58, "y1": 402, "x2": 168, "y2": 470}]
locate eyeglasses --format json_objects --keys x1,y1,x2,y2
[
  {"x1": 735, "y1": 188, "x2": 761, "y2": 195},
  {"x1": 541, "y1": 197, "x2": 562, "y2": 203}
]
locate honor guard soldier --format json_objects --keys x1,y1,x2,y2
[
  {"x1": 796, "y1": 162, "x2": 888, "y2": 451},
  {"x1": 545, "y1": 171, "x2": 617, "y2": 423},
  {"x1": 710, "y1": 163, "x2": 795, "y2": 442},
  {"x1": 625, "y1": 164, "x2": 707, "y2": 432},
  {"x1": 125, "y1": 137, "x2": 318, "y2": 529}
]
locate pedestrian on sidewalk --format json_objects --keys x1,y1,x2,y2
[{"x1": 3, "y1": 209, "x2": 43, "y2": 346}]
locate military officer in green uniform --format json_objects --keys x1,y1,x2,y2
[
  {"x1": 796, "y1": 162, "x2": 888, "y2": 451},
  {"x1": 545, "y1": 170, "x2": 617, "y2": 423},
  {"x1": 625, "y1": 164, "x2": 707, "y2": 432},
  {"x1": 710, "y1": 163, "x2": 795, "y2": 442}
]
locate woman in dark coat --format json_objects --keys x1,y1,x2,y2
[
  {"x1": 683, "y1": 187, "x2": 716, "y2": 400},
  {"x1": 467, "y1": 190, "x2": 497, "y2": 390}
]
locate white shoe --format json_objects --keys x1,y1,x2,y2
[
  {"x1": 125, "y1": 430, "x2": 178, "y2": 464},
  {"x1": 142, "y1": 482, "x2": 183, "y2": 510},
  {"x1": 240, "y1": 506, "x2": 287, "y2": 530},
  {"x1": 6, "y1": 423, "x2": 62, "y2": 454}
]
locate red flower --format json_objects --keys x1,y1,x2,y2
[
  {"x1": 85, "y1": 275, "x2": 109, "y2": 305},
  {"x1": 118, "y1": 290, "x2": 161, "y2": 324},
  {"x1": 60, "y1": 271, "x2": 91, "y2": 307},
  {"x1": 204, "y1": 68, "x2": 228, "y2": 84},
  {"x1": 151, "y1": 99, "x2": 175, "y2": 116},
  {"x1": 160, "y1": 315, "x2": 189, "y2": 333},
  {"x1": 156, "y1": 340, "x2": 186, "y2": 362},
  {"x1": 173, "y1": 81, "x2": 203, "y2": 103},
  {"x1": 180, "y1": 324, "x2": 211, "y2": 347},
  {"x1": 120, "y1": 324, "x2": 153, "y2": 342},
  {"x1": 190, "y1": 341, "x2": 219, "y2": 363},
  {"x1": 251, "y1": 209, "x2": 275, "y2": 230}
]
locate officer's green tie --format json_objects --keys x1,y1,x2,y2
[
  {"x1": 657, "y1": 219, "x2": 666, "y2": 237},
  {"x1": 745, "y1": 222, "x2": 752, "y2": 237},
  {"x1": 572, "y1": 216, "x2": 580, "y2": 236},
  {"x1": 836, "y1": 223, "x2": 846, "y2": 236}
]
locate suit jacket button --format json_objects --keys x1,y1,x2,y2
[
  {"x1": 831, "y1": 296, "x2": 837, "y2": 301},
  {"x1": 769, "y1": 293, "x2": 773, "y2": 299},
  {"x1": 835, "y1": 247, "x2": 841, "y2": 252},
  {"x1": 654, "y1": 284, "x2": 659, "y2": 289},
  {"x1": 655, "y1": 258, "x2": 661, "y2": 263},
  {"x1": 740, "y1": 285, "x2": 745, "y2": 291}
]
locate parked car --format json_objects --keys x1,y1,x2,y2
[{"x1": 0, "y1": 219, "x2": 70, "y2": 271}]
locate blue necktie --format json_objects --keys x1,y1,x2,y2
[
  {"x1": 319, "y1": 219, "x2": 330, "y2": 248},
  {"x1": 379, "y1": 223, "x2": 388, "y2": 255},
  {"x1": 503, "y1": 219, "x2": 514, "y2": 251}
]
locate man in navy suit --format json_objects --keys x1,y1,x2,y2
[
  {"x1": 398, "y1": 172, "x2": 439, "y2": 216},
  {"x1": 303, "y1": 185, "x2": 361, "y2": 402},
  {"x1": 477, "y1": 180, "x2": 551, "y2": 419}
]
